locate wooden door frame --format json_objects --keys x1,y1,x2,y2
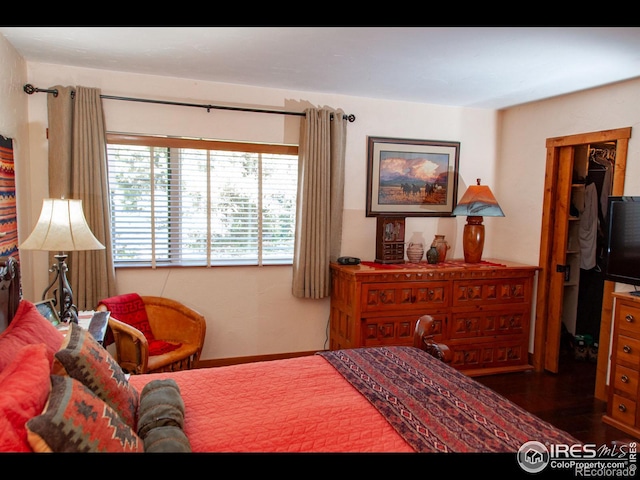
[{"x1": 533, "y1": 127, "x2": 631, "y2": 401}]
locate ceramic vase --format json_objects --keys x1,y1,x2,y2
[
  {"x1": 431, "y1": 234, "x2": 450, "y2": 263},
  {"x1": 426, "y1": 246, "x2": 439, "y2": 264},
  {"x1": 406, "y1": 242, "x2": 424, "y2": 263}
]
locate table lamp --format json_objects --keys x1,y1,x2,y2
[
  {"x1": 452, "y1": 179, "x2": 504, "y2": 263},
  {"x1": 19, "y1": 198, "x2": 105, "y2": 323}
]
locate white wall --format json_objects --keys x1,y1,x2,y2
[
  {"x1": 17, "y1": 62, "x2": 498, "y2": 361},
  {"x1": 0, "y1": 36, "x2": 26, "y2": 142}
]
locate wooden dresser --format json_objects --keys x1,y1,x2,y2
[
  {"x1": 603, "y1": 292, "x2": 640, "y2": 438},
  {"x1": 330, "y1": 259, "x2": 539, "y2": 376}
]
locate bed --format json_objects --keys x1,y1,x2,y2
[{"x1": 0, "y1": 256, "x2": 581, "y2": 454}]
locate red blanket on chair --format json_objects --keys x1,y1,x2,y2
[{"x1": 100, "y1": 293, "x2": 181, "y2": 356}]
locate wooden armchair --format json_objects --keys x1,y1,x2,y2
[
  {"x1": 413, "y1": 315, "x2": 452, "y2": 363},
  {"x1": 97, "y1": 295, "x2": 206, "y2": 375}
]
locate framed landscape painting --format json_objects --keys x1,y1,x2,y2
[{"x1": 366, "y1": 136, "x2": 460, "y2": 217}]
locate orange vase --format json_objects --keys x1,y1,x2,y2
[{"x1": 431, "y1": 235, "x2": 450, "y2": 263}]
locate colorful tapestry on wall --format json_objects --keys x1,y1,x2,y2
[{"x1": 0, "y1": 135, "x2": 18, "y2": 259}]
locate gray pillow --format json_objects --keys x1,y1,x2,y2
[{"x1": 137, "y1": 378, "x2": 186, "y2": 440}]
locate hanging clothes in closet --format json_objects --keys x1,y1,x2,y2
[
  {"x1": 589, "y1": 148, "x2": 614, "y2": 263},
  {"x1": 576, "y1": 147, "x2": 614, "y2": 342},
  {"x1": 579, "y1": 182, "x2": 598, "y2": 270}
]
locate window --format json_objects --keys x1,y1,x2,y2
[{"x1": 106, "y1": 134, "x2": 298, "y2": 267}]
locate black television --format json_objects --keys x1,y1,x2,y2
[{"x1": 604, "y1": 196, "x2": 640, "y2": 295}]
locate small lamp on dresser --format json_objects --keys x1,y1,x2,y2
[{"x1": 452, "y1": 179, "x2": 504, "y2": 263}]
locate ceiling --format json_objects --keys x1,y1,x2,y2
[{"x1": 2, "y1": 26, "x2": 640, "y2": 109}]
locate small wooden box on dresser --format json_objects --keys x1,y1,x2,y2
[
  {"x1": 603, "y1": 292, "x2": 640, "y2": 438},
  {"x1": 329, "y1": 259, "x2": 539, "y2": 377}
]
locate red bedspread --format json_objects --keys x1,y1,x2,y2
[
  {"x1": 128, "y1": 346, "x2": 579, "y2": 453},
  {"x1": 128, "y1": 354, "x2": 413, "y2": 452}
]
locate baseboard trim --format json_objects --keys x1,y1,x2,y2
[{"x1": 197, "y1": 350, "x2": 320, "y2": 368}]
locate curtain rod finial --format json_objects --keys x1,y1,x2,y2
[{"x1": 23, "y1": 84, "x2": 58, "y2": 97}]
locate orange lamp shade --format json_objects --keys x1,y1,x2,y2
[{"x1": 452, "y1": 179, "x2": 504, "y2": 263}]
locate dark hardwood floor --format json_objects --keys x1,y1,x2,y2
[{"x1": 475, "y1": 352, "x2": 634, "y2": 446}]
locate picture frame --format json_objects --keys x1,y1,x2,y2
[
  {"x1": 35, "y1": 299, "x2": 61, "y2": 326},
  {"x1": 366, "y1": 136, "x2": 460, "y2": 217}
]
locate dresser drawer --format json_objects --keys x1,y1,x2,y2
[
  {"x1": 613, "y1": 364, "x2": 639, "y2": 397},
  {"x1": 616, "y1": 334, "x2": 640, "y2": 367},
  {"x1": 449, "y1": 339, "x2": 526, "y2": 371},
  {"x1": 610, "y1": 393, "x2": 637, "y2": 427},
  {"x1": 362, "y1": 315, "x2": 416, "y2": 347},
  {"x1": 361, "y1": 282, "x2": 449, "y2": 312},
  {"x1": 618, "y1": 302, "x2": 640, "y2": 336},
  {"x1": 452, "y1": 278, "x2": 528, "y2": 307},
  {"x1": 450, "y1": 307, "x2": 527, "y2": 340}
]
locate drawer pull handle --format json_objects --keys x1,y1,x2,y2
[
  {"x1": 625, "y1": 314, "x2": 635, "y2": 323},
  {"x1": 618, "y1": 403, "x2": 627, "y2": 413},
  {"x1": 621, "y1": 374, "x2": 629, "y2": 383},
  {"x1": 623, "y1": 345, "x2": 632, "y2": 354}
]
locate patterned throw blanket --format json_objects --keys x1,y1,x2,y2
[
  {"x1": 318, "y1": 347, "x2": 579, "y2": 453},
  {"x1": 100, "y1": 294, "x2": 181, "y2": 356}
]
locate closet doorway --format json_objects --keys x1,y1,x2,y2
[{"x1": 534, "y1": 127, "x2": 631, "y2": 401}]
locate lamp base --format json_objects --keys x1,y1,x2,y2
[
  {"x1": 463, "y1": 216, "x2": 484, "y2": 263},
  {"x1": 42, "y1": 253, "x2": 78, "y2": 323}
]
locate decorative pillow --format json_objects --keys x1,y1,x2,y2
[
  {"x1": 137, "y1": 378, "x2": 185, "y2": 439},
  {"x1": 53, "y1": 322, "x2": 139, "y2": 428},
  {"x1": 0, "y1": 300, "x2": 64, "y2": 373},
  {"x1": 0, "y1": 343, "x2": 51, "y2": 452},
  {"x1": 26, "y1": 375, "x2": 143, "y2": 453}
]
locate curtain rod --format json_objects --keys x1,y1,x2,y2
[{"x1": 23, "y1": 84, "x2": 356, "y2": 122}]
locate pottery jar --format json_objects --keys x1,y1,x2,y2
[
  {"x1": 426, "y1": 246, "x2": 439, "y2": 264},
  {"x1": 406, "y1": 242, "x2": 424, "y2": 263},
  {"x1": 431, "y1": 235, "x2": 450, "y2": 263}
]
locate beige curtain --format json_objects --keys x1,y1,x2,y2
[
  {"x1": 292, "y1": 107, "x2": 346, "y2": 299},
  {"x1": 47, "y1": 86, "x2": 116, "y2": 310},
  {"x1": 47, "y1": 86, "x2": 74, "y2": 199}
]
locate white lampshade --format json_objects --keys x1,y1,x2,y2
[{"x1": 20, "y1": 198, "x2": 105, "y2": 252}]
